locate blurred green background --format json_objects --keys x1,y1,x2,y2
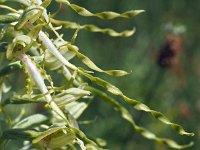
[
  {"x1": 56, "y1": 0, "x2": 199, "y2": 149},
  {"x1": 1, "y1": 0, "x2": 200, "y2": 149}
]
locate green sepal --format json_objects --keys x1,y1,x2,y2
[
  {"x1": 14, "y1": 6, "x2": 44, "y2": 30},
  {"x1": 6, "y1": 35, "x2": 31, "y2": 59}
]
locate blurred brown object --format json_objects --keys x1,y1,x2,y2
[
  {"x1": 156, "y1": 33, "x2": 185, "y2": 84},
  {"x1": 179, "y1": 102, "x2": 192, "y2": 119}
]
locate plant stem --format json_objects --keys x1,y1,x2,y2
[
  {"x1": 38, "y1": 31, "x2": 77, "y2": 71},
  {"x1": 16, "y1": 52, "x2": 68, "y2": 124}
]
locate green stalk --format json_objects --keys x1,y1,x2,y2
[
  {"x1": 16, "y1": 52, "x2": 68, "y2": 124},
  {"x1": 38, "y1": 31, "x2": 77, "y2": 71}
]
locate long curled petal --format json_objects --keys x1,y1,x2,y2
[
  {"x1": 86, "y1": 86, "x2": 194, "y2": 149},
  {"x1": 80, "y1": 70, "x2": 194, "y2": 137},
  {"x1": 51, "y1": 18, "x2": 135, "y2": 37},
  {"x1": 56, "y1": 0, "x2": 144, "y2": 19}
]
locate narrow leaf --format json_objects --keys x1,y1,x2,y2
[{"x1": 13, "y1": 114, "x2": 49, "y2": 129}]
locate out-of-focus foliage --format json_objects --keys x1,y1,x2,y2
[
  {"x1": 65, "y1": 1, "x2": 199, "y2": 149},
  {"x1": 0, "y1": 0, "x2": 198, "y2": 150},
  {"x1": 61, "y1": 0, "x2": 200, "y2": 150}
]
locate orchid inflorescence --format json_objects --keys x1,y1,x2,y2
[{"x1": 0, "y1": 0, "x2": 194, "y2": 149}]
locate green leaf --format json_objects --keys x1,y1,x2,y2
[
  {"x1": 56, "y1": 0, "x2": 144, "y2": 19},
  {"x1": 13, "y1": 114, "x2": 49, "y2": 129},
  {"x1": 51, "y1": 18, "x2": 135, "y2": 37}
]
